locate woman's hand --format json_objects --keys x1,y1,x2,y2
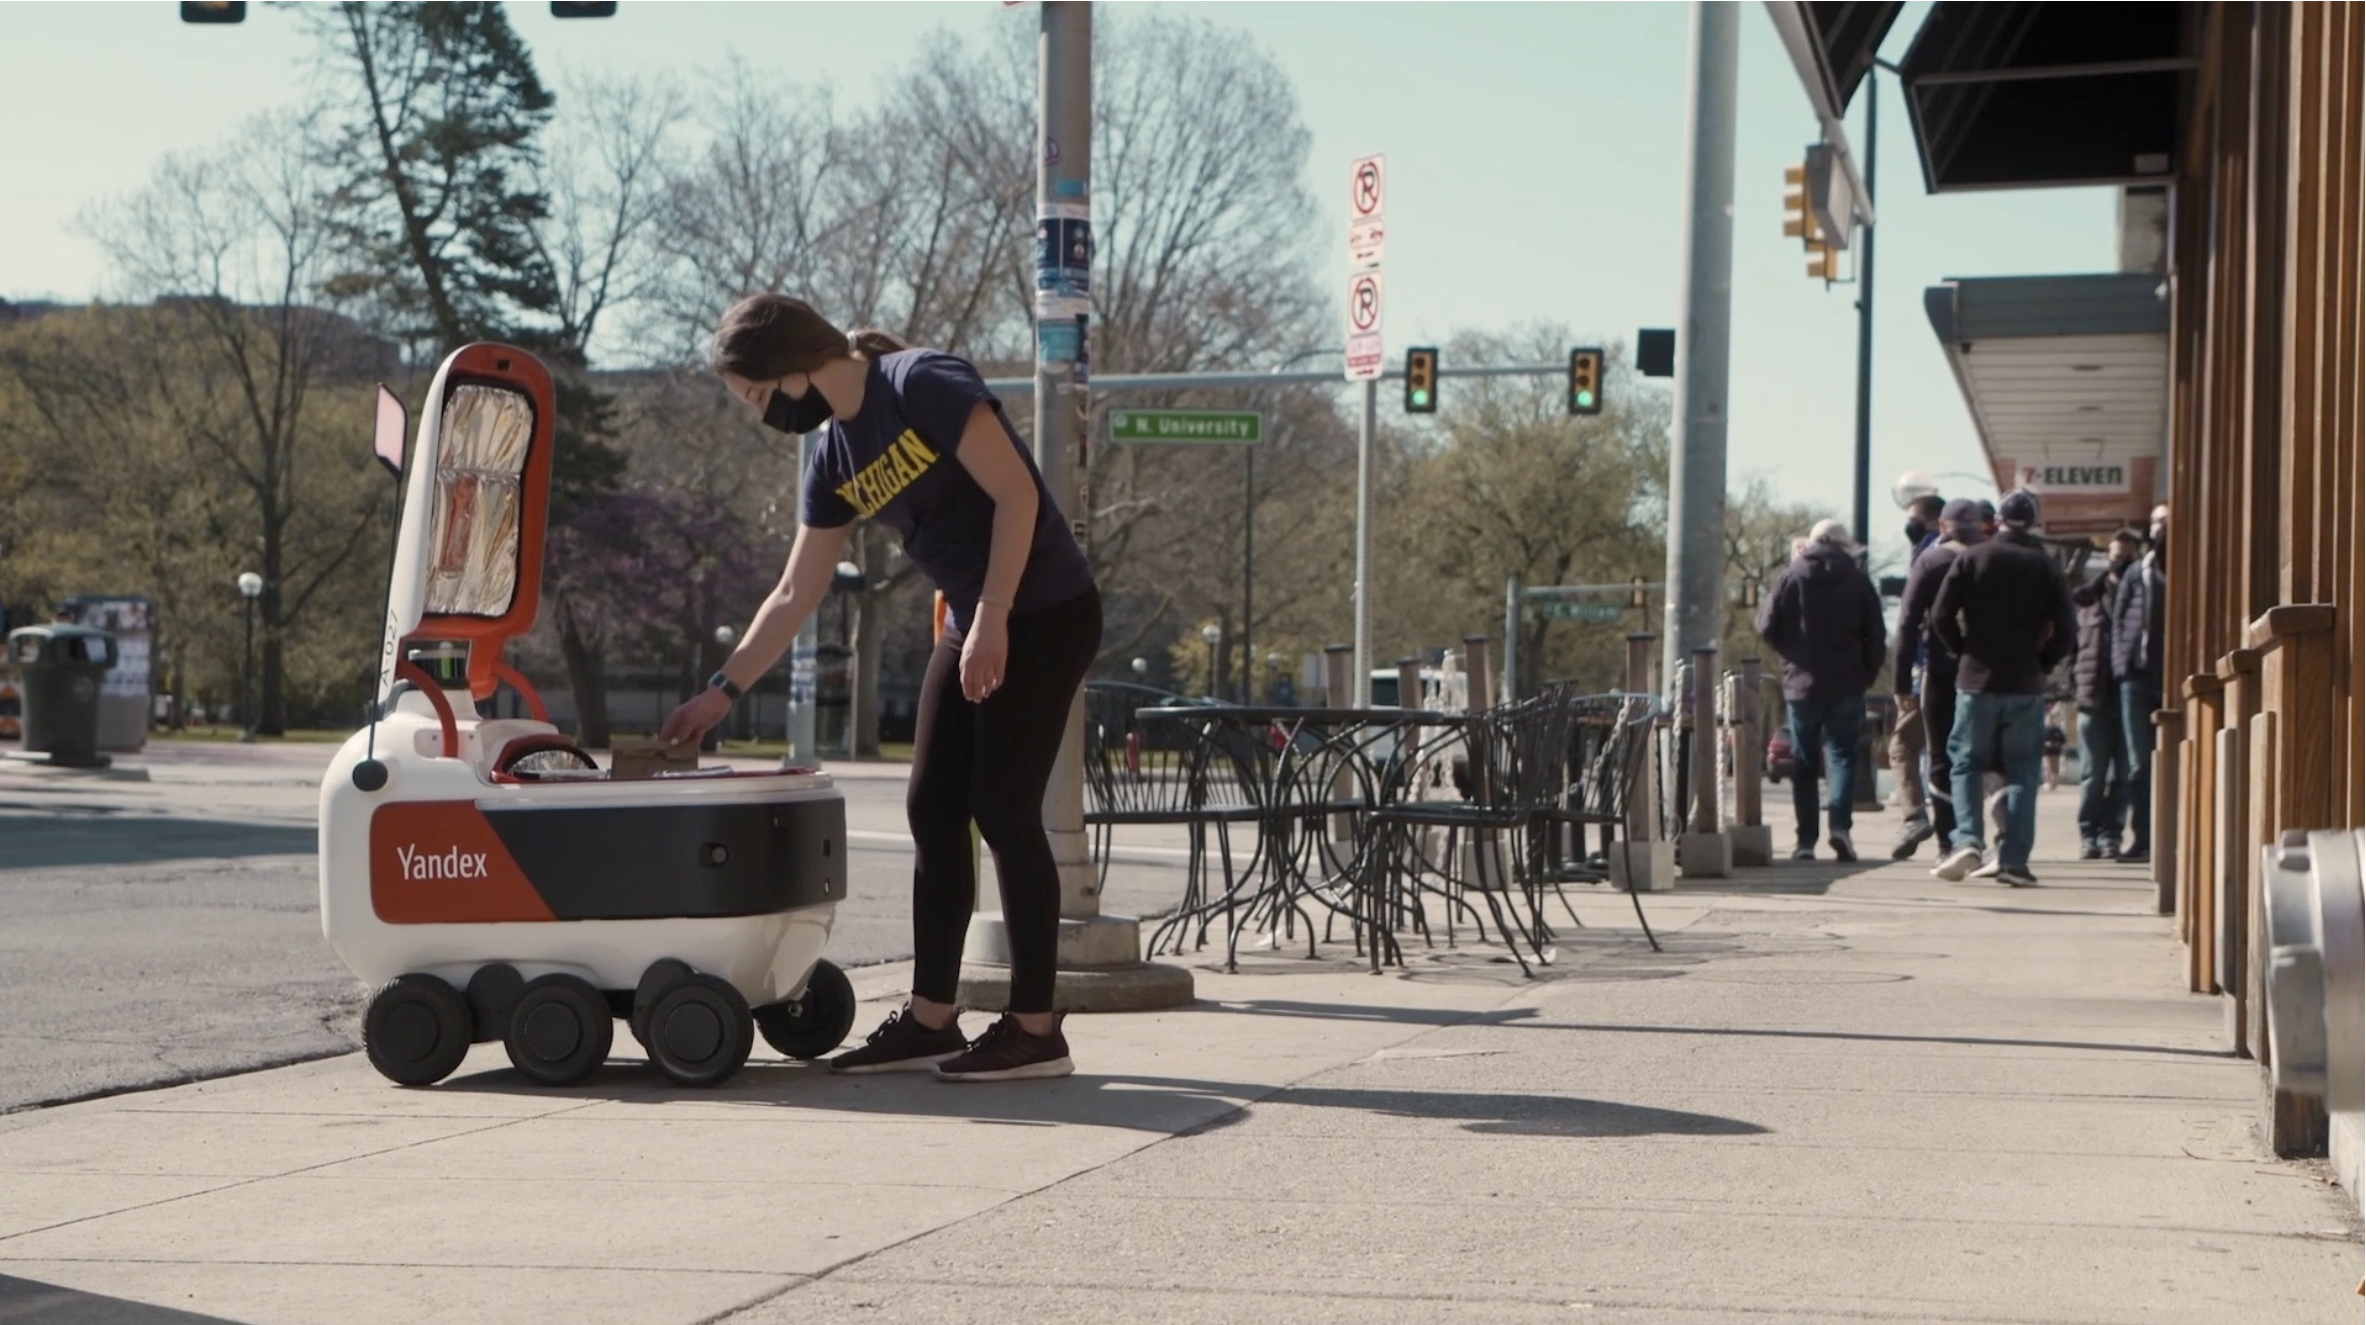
[
  {"x1": 659, "y1": 688, "x2": 732, "y2": 747},
  {"x1": 960, "y1": 609, "x2": 1009, "y2": 702}
]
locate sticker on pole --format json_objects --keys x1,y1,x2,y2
[
  {"x1": 1348, "y1": 153, "x2": 1385, "y2": 268},
  {"x1": 1344, "y1": 270, "x2": 1384, "y2": 381}
]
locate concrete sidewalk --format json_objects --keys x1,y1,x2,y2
[{"x1": 1, "y1": 787, "x2": 2358, "y2": 1324}]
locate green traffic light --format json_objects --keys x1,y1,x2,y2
[
  {"x1": 1576, "y1": 390, "x2": 1595, "y2": 408},
  {"x1": 1412, "y1": 389, "x2": 1430, "y2": 407}
]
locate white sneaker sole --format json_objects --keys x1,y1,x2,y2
[
  {"x1": 936, "y1": 1055, "x2": 1075, "y2": 1083},
  {"x1": 830, "y1": 1051, "x2": 962, "y2": 1076},
  {"x1": 1931, "y1": 852, "x2": 1981, "y2": 882}
]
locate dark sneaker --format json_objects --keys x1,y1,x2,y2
[
  {"x1": 1995, "y1": 864, "x2": 2039, "y2": 888},
  {"x1": 935, "y1": 1014, "x2": 1074, "y2": 1082},
  {"x1": 2117, "y1": 847, "x2": 2150, "y2": 865},
  {"x1": 2079, "y1": 839, "x2": 2105, "y2": 861},
  {"x1": 829, "y1": 1005, "x2": 966, "y2": 1075},
  {"x1": 1829, "y1": 832, "x2": 1857, "y2": 863},
  {"x1": 1890, "y1": 817, "x2": 1935, "y2": 860}
]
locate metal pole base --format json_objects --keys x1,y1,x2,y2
[{"x1": 957, "y1": 912, "x2": 1196, "y2": 1013}]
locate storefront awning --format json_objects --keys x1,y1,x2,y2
[
  {"x1": 1925, "y1": 274, "x2": 2169, "y2": 536},
  {"x1": 1898, "y1": 1, "x2": 2198, "y2": 192}
]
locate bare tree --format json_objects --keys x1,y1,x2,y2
[{"x1": 70, "y1": 112, "x2": 391, "y2": 733}]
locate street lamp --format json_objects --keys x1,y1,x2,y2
[
  {"x1": 236, "y1": 571, "x2": 262, "y2": 743},
  {"x1": 1200, "y1": 623, "x2": 1222, "y2": 699},
  {"x1": 1265, "y1": 651, "x2": 1284, "y2": 704},
  {"x1": 1130, "y1": 657, "x2": 1148, "y2": 677}
]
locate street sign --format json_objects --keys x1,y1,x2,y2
[
  {"x1": 1541, "y1": 601, "x2": 1625, "y2": 622},
  {"x1": 1345, "y1": 269, "x2": 1385, "y2": 381},
  {"x1": 1348, "y1": 152, "x2": 1386, "y2": 268},
  {"x1": 1108, "y1": 409, "x2": 1263, "y2": 444}
]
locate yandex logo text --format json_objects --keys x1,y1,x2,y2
[{"x1": 397, "y1": 843, "x2": 491, "y2": 882}]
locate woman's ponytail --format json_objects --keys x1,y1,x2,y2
[{"x1": 849, "y1": 328, "x2": 907, "y2": 358}]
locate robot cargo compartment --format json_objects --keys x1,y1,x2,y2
[{"x1": 367, "y1": 796, "x2": 844, "y2": 925}]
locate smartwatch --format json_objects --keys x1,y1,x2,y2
[{"x1": 707, "y1": 670, "x2": 744, "y2": 702}]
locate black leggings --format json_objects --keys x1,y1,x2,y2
[{"x1": 907, "y1": 589, "x2": 1101, "y2": 1014}]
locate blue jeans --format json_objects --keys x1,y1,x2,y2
[
  {"x1": 2120, "y1": 675, "x2": 2161, "y2": 853},
  {"x1": 2076, "y1": 701, "x2": 2128, "y2": 844},
  {"x1": 1947, "y1": 692, "x2": 2045, "y2": 868},
  {"x1": 1787, "y1": 694, "x2": 1864, "y2": 849}
]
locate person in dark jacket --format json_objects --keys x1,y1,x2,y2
[
  {"x1": 1889, "y1": 497, "x2": 1986, "y2": 859},
  {"x1": 1882, "y1": 494, "x2": 1950, "y2": 851},
  {"x1": 2070, "y1": 530, "x2": 2143, "y2": 858},
  {"x1": 2112, "y1": 505, "x2": 2169, "y2": 863},
  {"x1": 1756, "y1": 519, "x2": 1887, "y2": 862},
  {"x1": 1928, "y1": 490, "x2": 2079, "y2": 886}
]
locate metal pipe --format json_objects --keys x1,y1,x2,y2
[
  {"x1": 979, "y1": 362, "x2": 1569, "y2": 396},
  {"x1": 1852, "y1": 64, "x2": 1878, "y2": 564},
  {"x1": 1909, "y1": 57, "x2": 2200, "y2": 88},
  {"x1": 1690, "y1": 645, "x2": 1722, "y2": 834},
  {"x1": 1503, "y1": 573, "x2": 1523, "y2": 704},
  {"x1": 1354, "y1": 378, "x2": 1376, "y2": 706}
]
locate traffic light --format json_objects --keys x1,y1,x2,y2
[
  {"x1": 1567, "y1": 347, "x2": 1604, "y2": 416},
  {"x1": 179, "y1": 1, "x2": 245, "y2": 21},
  {"x1": 1403, "y1": 346, "x2": 1438, "y2": 414},
  {"x1": 1787, "y1": 160, "x2": 1840, "y2": 283},
  {"x1": 550, "y1": 2, "x2": 618, "y2": 14}
]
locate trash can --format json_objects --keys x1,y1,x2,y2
[{"x1": 8, "y1": 625, "x2": 116, "y2": 767}]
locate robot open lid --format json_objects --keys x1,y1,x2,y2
[{"x1": 321, "y1": 343, "x2": 857, "y2": 1091}]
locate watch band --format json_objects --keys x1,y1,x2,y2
[{"x1": 707, "y1": 670, "x2": 744, "y2": 702}]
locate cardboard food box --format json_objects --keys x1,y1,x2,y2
[{"x1": 609, "y1": 735, "x2": 699, "y2": 780}]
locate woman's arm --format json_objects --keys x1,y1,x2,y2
[
  {"x1": 659, "y1": 521, "x2": 849, "y2": 745},
  {"x1": 951, "y1": 401, "x2": 1040, "y2": 701}
]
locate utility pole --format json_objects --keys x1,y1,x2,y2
[
  {"x1": 962, "y1": 0, "x2": 1190, "y2": 1012},
  {"x1": 1851, "y1": 66, "x2": 1879, "y2": 560},
  {"x1": 1663, "y1": 0, "x2": 1740, "y2": 690}
]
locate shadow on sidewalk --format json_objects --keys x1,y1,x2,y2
[
  {"x1": 434, "y1": 1053, "x2": 1766, "y2": 1139},
  {"x1": 0, "y1": 1273, "x2": 252, "y2": 1324},
  {"x1": 0, "y1": 808, "x2": 314, "y2": 871}
]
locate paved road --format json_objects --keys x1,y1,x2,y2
[{"x1": 0, "y1": 744, "x2": 1190, "y2": 1114}]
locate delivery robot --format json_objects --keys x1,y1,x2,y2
[{"x1": 319, "y1": 343, "x2": 856, "y2": 1089}]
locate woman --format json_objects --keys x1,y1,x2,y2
[{"x1": 660, "y1": 294, "x2": 1099, "y2": 1083}]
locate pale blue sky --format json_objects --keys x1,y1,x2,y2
[{"x1": 0, "y1": 2, "x2": 2115, "y2": 567}]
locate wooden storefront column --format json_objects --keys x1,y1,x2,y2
[
  {"x1": 2212, "y1": 647, "x2": 2262, "y2": 1056},
  {"x1": 2178, "y1": 673, "x2": 2226, "y2": 994}
]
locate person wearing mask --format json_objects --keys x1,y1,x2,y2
[
  {"x1": 1884, "y1": 493, "x2": 1948, "y2": 852},
  {"x1": 1755, "y1": 519, "x2": 1887, "y2": 862},
  {"x1": 1928, "y1": 490, "x2": 2079, "y2": 886},
  {"x1": 2111, "y1": 505, "x2": 2169, "y2": 865},
  {"x1": 2071, "y1": 530, "x2": 2143, "y2": 859},
  {"x1": 663, "y1": 293, "x2": 1100, "y2": 1082},
  {"x1": 1889, "y1": 498, "x2": 1986, "y2": 859}
]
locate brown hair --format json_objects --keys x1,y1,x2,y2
[{"x1": 711, "y1": 293, "x2": 907, "y2": 379}]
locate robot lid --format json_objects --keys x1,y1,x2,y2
[{"x1": 374, "y1": 344, "x2": 556, "y2": 707}]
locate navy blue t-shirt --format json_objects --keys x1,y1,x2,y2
[{"x1": 801, "y1": 350, "x2": 1094, "y2": 632}]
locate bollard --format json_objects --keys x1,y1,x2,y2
[
  {"x1": 1612, "y1": 633, "x2": 1672, "y2": 892},
  {"x1": 1729, "y1": 657, "x2": 1773, "y2": 866},
  {"x1": 1678, "y1": 645, "x2": 1732, "y2": 877},
  {"x1": 1323, "y1": 643, "x2": 1353, "y2": 709},
  {"x1": 1395, "y1": 656, "x2": 1423, "y2": 712},
  {"x1": 1463, "y1": 634, "x2": 1492, "y2": 713}
]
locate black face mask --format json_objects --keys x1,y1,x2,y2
[
  {"x1": 762, "y1": 385, "x2": 834, "y2": 434},
  {"x1": 1904, "y1": 518, "x2": 1930, "y2": 546}
]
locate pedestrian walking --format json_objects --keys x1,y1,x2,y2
[
  {"x1": 1928, "y1": 490, "x2": 2079, "y2": 887},
  {"x1": 1756, "y1": 519, "x2": 1887, "y2": 862},
  {"x1": 663, "y1": 293, "x2": 1100, "y2": 1082},
  {"x1": 1884, "y1": 494, "x2": 1948, "y2": 844},
  {"x1": 1889, "y1": 497, "x2": 1987, "y2": 858},
  {"x1": 2071, "y1": 530, "x2": 2142, "y2": 859},
  {"x1": 2112, "y1": 506, "x2": 2169, "y2": 865}
]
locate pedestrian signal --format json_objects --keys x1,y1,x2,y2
[
  {"x1": 1567, "y1": 348, "x2": 1604, "y2": 416},
  {"x1": 1404, "y1": 347, "x2": 1438, "y2": 414}
]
